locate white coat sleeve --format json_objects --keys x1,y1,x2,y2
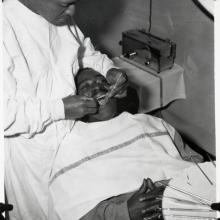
[
  {"x1": 3, "y1": 43, "x2": 65, "y2": 137},
  {"x1": 70, "y1": 25, "x2": 116, "y2": 76},
  {"x1": 81, "y1": 37, "x2": 116, "y2": 75}
]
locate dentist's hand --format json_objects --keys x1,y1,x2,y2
[
  {"x1": 127, "y1": 178, "x2": 165, "y2": 220},
  {"x1": 106, "y1": 68, "x2": 128, "y2": 98},
  {"x1": 62, "y1": 95, "x2": 98, "y2": 120}
]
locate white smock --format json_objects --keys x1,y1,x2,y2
[
  {"x1": 3, "y1": 0, "x2": 115, "y2": 219},
  {"x1": 49, "y1": 112, "x2": 193, "y2": 220}
]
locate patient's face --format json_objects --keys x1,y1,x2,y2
[
  {"x1": 76, "y1": 68, "x2": 118, "y2": 122},
  {"x1": 77, "y1": 69, "x2": 109, "y2": 100}
]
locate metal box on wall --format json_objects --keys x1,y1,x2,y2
[{"x1": 120, "y1": 29, "x2": 176, "y2": 73}]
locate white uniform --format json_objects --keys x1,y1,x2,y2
[
  {"x1": 3, "y1": 0, "x2": 114, "y2": 219},
  {"x1": 49, "y1": 112, "x2": 193, "y2": 220}
]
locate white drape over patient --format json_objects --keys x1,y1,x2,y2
[{"x1": 49, "y1": 112, "x2": 193, "y2": 220}]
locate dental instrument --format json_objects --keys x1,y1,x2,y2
[
  {"x1": 158, "y1": 182, "x2": 213, "y2": 206},
  {"x1": 99, "y1": 72, "x2": 123, "y2": 106}
]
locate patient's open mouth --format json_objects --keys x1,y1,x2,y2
[
  {"x1": 93, "y1": 87, "x2": 109, "y2": 106},
  {"x1": 96, "y1": 94, "x2": 107, "y2": 105}
]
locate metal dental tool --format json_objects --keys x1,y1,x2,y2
[
  {"x1": 206, "y1": 153, "x2": 216, "y2": 168},
  {"x1": 156, "y1": 196, "x2": 210, "y2": 207},
  {"x1": 162, "y1": 207, "x2": 216, "y2": 213},
  {"x1": 190, "y1": 155, "x2": 214, "y2": 186},
  {"x1": 163, "y1": 214, "x2": 218, "y2": 220},
  {"x1": 158, "y1": 182, "x2": 213, "y2": 206}
]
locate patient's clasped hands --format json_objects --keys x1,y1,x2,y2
[{"x1": 127, "y1": 178, "x2": 165, "y2": 220}]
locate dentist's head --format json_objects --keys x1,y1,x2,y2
[{"x1": 18, "y1": 0, "x2": 80, "y2": 25}]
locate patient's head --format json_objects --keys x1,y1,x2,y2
[{"x1": 75, "y1": 68, "x2": 118, "y2": 122}]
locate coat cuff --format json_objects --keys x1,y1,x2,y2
[{"x1": 49, "y1": 99, "x2": 65, "y2": 121}]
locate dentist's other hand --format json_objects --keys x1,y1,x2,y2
[
  {"x1": 106, "y1": 68, "x2": 128, "y2": 98},
  {"x1": 62, "y1": 95, "x2": 98, "y2": 120}
]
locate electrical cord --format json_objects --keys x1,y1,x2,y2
[
  {"x1": 67, "y1": 16, "x2": 85, "y2": 70},
  {"x1": 148, "y1": 0, "x2": 152, "y2": 33}
]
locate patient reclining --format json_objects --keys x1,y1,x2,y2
[{"x1": 49, "y1": 68, "x2": 203, "y2": 220}]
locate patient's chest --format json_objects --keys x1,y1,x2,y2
[
  {"x1": 52, "y1": 114, "x2": 189, "y2": 192},
  {"x1": 50, "y1": 113, "x2": 192, "y2": 219}
]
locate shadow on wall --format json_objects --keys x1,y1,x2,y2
[
  {"x1": 75, "y1": 0, "x2": 124, "y2": 52},
  {"x1": 191, "y1": 0, "x2": 214, "y2": 20}
]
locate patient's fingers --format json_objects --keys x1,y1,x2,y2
[
  {"x1": 141, "y1": 204, "x2": 160, "y2": 214},
  {"x1": 139, "y1": 195, "x2": 158, "y2": 202},
  {"x1": 146, "y1": 178, "x2": 156, "y2": 191},
  {"x1": 142, "y1": 205, "x2": 163, "y2": 220},
  {"x1": 139, "y1": 186, "x2": 165, "y2": 202},
  {"x1": 154, "y1": 179, "x2": 171, "y2": 188},
  {"x1": 138, "y1": 179, "x2": 149, "y2": 194},
  {"x1": 143, "y1": 212, "x2": 163, "y2": 220}
]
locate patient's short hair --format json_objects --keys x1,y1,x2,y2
[{"x1": 75, "y1": 68, "x2": 96, "y2": 91}]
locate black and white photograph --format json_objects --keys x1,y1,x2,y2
[{"x1": 1, "y1": 0, "x2": 219, "y2": 219}]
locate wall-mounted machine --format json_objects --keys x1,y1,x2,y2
[{"x1": 120, "y1": 29, "x2": 176, "y2": 73}]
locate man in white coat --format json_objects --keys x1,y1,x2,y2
[{"x1": 3, "y1": 0, "x2": 127, "y2": 219}]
